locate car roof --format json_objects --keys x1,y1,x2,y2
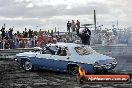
[
  {"x1": 46, "y1": 42, "x2": 77, "y2": 46},
  {"x1": 46, "y1": 42, "x2": 90, "y2": 48},
  {"x1": 33, "y1": 47, "x2": 43, "y2": 50}
]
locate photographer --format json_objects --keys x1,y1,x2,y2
[{"x1": 79, "y1": 27, "x2": 91, "y2": 45}]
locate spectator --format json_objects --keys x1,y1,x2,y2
[
  {"x1": 24, "y1": 28, "x2": 28, "y2": 38},
  {"x1": 71, "y1": 20, "x2": 76, "y2": 33},
  {"x1": 4, "y1": 39, "x2": 10, "y2": 49},
  {"x1": 28, "y1": 29, "x2": 33, "y2": 38},
  {"x1": 0, "y1": 36, "x2": 2, "y2": 49},
  {"x1": 29, "y1": 38, "x2": 34, "y2": 48},
  {"x1": 52, "y1": 36, "x2": 57, "y2": 44},
  {"x1": 5, "y1": 31, "x2": 9, "y2": 40},
  {"x1": 79, "y1": 27, "x2": 91, "y2": 45},
  {"x1": 39, "y1": 29, "x2": 42, "y2": 35},
  {"x1": 14, "y1": 38, "x2": 19, "y2": 48},
  {"x1": 71, "y1": 20, "x2": 76, "y2": 40},
  {"x1": 76, "y1": 20, "x2": 80, "y2": 35},
  {"x1": 37, "y1": 32, "x2": 47, "y2": 47},
  {"x1": 1, "y1": 24, "x2": 5, "y2": 40},
  {"x1": 8, "y1": 38, "x2": 14, "y2": 49},
  {"x1": 67, "y1": 21, "x2": 71, "y2": 34},
  {"x1": 8, "y1": 27, "x2": 13, "y2": 39}
]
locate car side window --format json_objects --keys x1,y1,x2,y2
[
  {"x1": 46, "y1": 46, "x2": 57, "y2": 55},
  {"x1": 57, "y1": 47, "x2": 69, "y2": 56},
  {"x1": 59, "y1": 49, "x2": 67, "y2": 56}
]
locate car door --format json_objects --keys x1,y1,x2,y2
[
  {"x1": 50, "y1": 55, "x2": 69, "y2": 72},
  {"x1": 50, "y1": 48, "x2": 71, "y2": 72},
  {"x1": 35, "y1": 51, "x2": 56, "y2": 70}
]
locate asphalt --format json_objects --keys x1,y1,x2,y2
[{"x1": 0, "y1": 55, "x2": 132, "y2": 88}]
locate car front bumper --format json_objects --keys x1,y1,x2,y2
[{"x1": 93, "y1": 62, "x2": 117, "y2": 71}]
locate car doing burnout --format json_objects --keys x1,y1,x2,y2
[{"x1": 15, "y1": 43, "x2": 117, "y2": 74}]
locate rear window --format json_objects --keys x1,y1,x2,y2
[{"x1": 75, "y1": 46, "x2": 96, "y2": 55}]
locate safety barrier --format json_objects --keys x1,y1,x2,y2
[{"x1": 0, "y1": 48, "x2": 34, "y2": 59}]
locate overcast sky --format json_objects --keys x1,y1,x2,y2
[{"x1": 0, "y1": 0, "x2": 132, "y2": 32}]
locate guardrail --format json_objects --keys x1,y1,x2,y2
[{"x1": 0, "y1": 48, "x2": 34, "y2": 59}]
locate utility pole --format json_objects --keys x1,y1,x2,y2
[
  {"x1": 94, "y1": 10, "x2": 96, "y2": 31},
  {"x1": 55, "y1": 27, "x2": 56, "y2": 33},
  {"x1": 117, "y1": 19, "x2": 118, "y2": 30}
]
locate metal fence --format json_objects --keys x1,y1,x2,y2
[{"x1": 0, "y1": 48, "x2": 33, "y2": 59}]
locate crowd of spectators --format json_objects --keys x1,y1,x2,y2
[
  {"x1": 0, "y1": 24, "x2": 59, "y2": 49},
  {"x1": 0, "y1": 21, "x2": 91, "y2": 49}
]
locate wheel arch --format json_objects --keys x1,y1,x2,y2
[
  {"x1": 20, "y1": 57, "x2": 30, "y2": 66},
  {"x1": 67, "y1": 63, "x2": 79, "y2": 70},
  {"x1": 20, "y1": 57, "x2": 33, "y2": 71},
  {"x1": 20, "y1": 57, "x2": 30, "y2": 63}
]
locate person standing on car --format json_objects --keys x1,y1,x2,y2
[
  {"x1": 76, "y1": 20, "x2": 80, "y2": 36},
  {"x1": 79, "y1": 27, "x2": 91, "y2": 45},
  {"x1": 71, "y1": 20, "x2": 76, "y2": 41},
  {"x1": 71, "y1": 20, "x2": 76, "y2": 33},
  {"x1": 1, "y1": 24, "x2": 5, "y2": 40},
  {"x1": 84, "y1": 27, "x2": 91, "y2": 45},
  {"x1": 67, "y1": 21, "x2": 71, "y2": 34}
]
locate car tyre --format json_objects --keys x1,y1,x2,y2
[
  {"x1": 68, "y1": 66, "x2": 79, "y2": 75},
  {"x1": 22, "y1": 60, "x2": 32, "y2": 71}
]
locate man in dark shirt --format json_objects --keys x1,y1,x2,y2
[
  {"x1": 28, "y1": 29, "x2": 33, "y2": 38},
  {"x1": 24, "y1": 28, "x2": 28, "y2": 38},
  {"x1": 79, "y1": 27, "x2": 91, "y2": 45},
  {"x1": 84, "y1": 27, "x2": 91, "y2": 45},
  {"x1": 76, "y1": 20, "x2": 80, "y2": 35},
  {"x1": 9, "y1": 27, "x2": 13, "y2": 39},
  {"x1": 67, "y1": 21, "x2": 71, "y2": 34},
  {"x1": 1, "y1": 24, "x2": 5, "y2": 40}
]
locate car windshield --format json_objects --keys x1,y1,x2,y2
[{"x1": 75, "y1": 46, "x2": 96, "y2": 55}]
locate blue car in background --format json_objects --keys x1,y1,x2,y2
[{"x1": 15, "y1": 43, "x2": 117, "y2": 74}]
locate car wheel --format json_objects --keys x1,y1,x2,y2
[
  {"x1": 68, "y1": 66, "x2": 79, "y2": 75},
  {"x1": 22, "y1": 60, "x2": 32, "y2": 71}
]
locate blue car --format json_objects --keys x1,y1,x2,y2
[{"x1": 15, "y1": 43, "x2": 117, "y2": 74}]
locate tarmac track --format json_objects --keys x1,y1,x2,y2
[{"x1": 0, "y1": 55, "x2": 132, "y2": 88}]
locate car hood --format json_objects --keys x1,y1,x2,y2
[{"x1": 72, "y1": 53, "x2": 115, "y2": 64}]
